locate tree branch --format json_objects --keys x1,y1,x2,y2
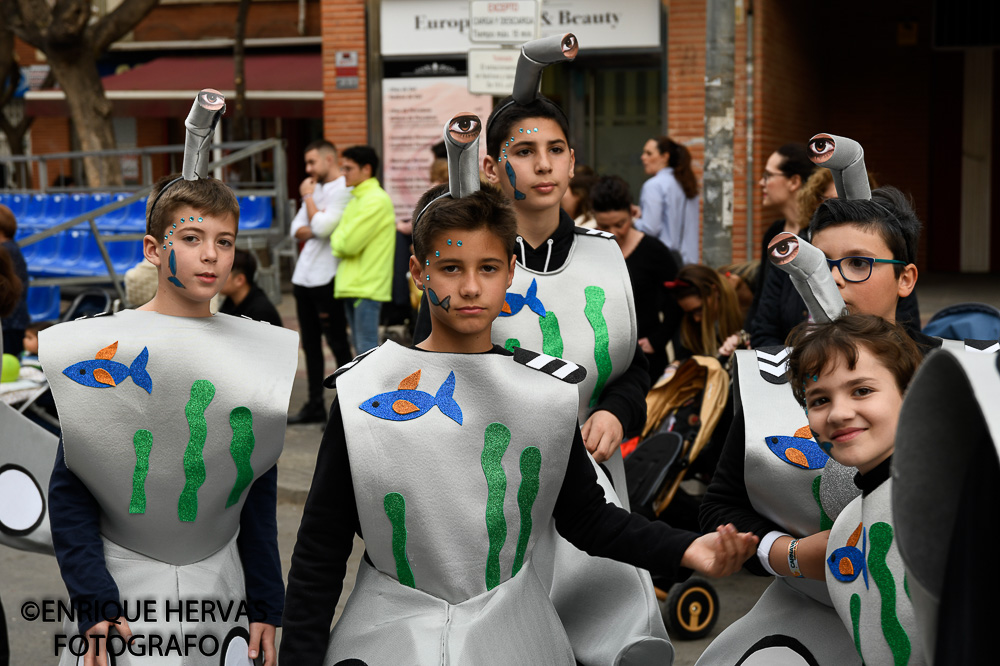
[
  {"x1": 5, "y1": 0, "x2": 54, "y2": 48},
  {"x1": 90, "y1": 0, "x2": 160, "y2": 54}
]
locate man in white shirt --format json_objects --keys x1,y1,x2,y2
[{"x1": 288, "y1": 139, "x2": 353, "y2": 423}]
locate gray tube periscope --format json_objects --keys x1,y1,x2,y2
[
  {"x1": 807, "y1": 133, "x2": 870, "y2": 201},
  {"x1": 182, "y1": 89, "x2": 227, "y2": 181}
]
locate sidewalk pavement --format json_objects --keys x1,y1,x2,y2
[{"x1": 271, "y1": 270, "x2": 1000, "y2": 505}]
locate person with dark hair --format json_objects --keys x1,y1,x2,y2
[
  {"x1": 785, "y1": 314, "x2": 925, "y2": 666},
  {"x1": 561, "y1": 165, "x2": 597, "y2": 228},
  {"x1": 280, "y1": 179, "x2": 756, "y2": 665},
  {"x1": 289, "y1": 139, "x2": 354, "y2": 423},
  {"x1": 745, "y1": 143, "x2": 816, "y2": 330},
  {"x1": 0, "y1": 204, "x2": 29, "y2": 357},
  {"x1": 219, "y1": 248, "x2": 283, "y2": 327},
  {"x1": 331, "y1": 145, "x2": 396, "y2": 353},
  {"x1": 591, "y1": 175, "x2": 680, "y2": 379},
  {"x1": 636, "y1": 136, "x2": 701, "y2": 265}
]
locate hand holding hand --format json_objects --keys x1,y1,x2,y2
[
  {"x1": 681, "y1": 524, "x2": 759, "y2": 578},
  {"x1": 719, "y1": 333, "x2": 741, "y2": 358},
  {"x1": 581, "y1": 410, "x2": 625, "y2": 463}
]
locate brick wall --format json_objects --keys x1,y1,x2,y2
[
  {"x1": 136, "y1": 118, "x2": 170, "y2": 182},
  {"x1": 29, "y1": 118, "x2": 72, "y2": 188},
  {"x1": 321, "y1": 0, "x2": 369, "y2": 149},
  {"x1": 134, "y1": 0, "x2": 322, "y2": 41}
]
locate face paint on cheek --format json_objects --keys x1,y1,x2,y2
[
  {"x1": 167, "y1": 249, "x2": 185, "y2": 288},
  {"x1": 427, "y1": 287, "x2": 451, "y2": 312},
  {"x1": 820, "y1": 441, "x2": 833, "y2": 454},
  {"x1": 505, "y1": 161, "x2": 526, "y2": 201}
]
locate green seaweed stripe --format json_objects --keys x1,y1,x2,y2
[
  {"x1": 482, "y1": 423, "x2": 510, "y2": 590},
  {"x1": 584, "y1": 286, "x2": 612, "y2": 407},
  {"x1": 850, "y1": 593, "x2": 863, "y2": 660},
  {"x1": 179, "y1": 379, "x2": 215, "y2": 522},
  {"x1": 869, "y1": 522, "x2": 911, "y2": 666},
  {"x1": 512, "y1": 446, "x2": 541, "y2": 577},
  {"x1": 538, "y1": 311, "x2": 564, "y2": 358},
  {"x1": 130, "y1": 430, "x2": 153, "y2": 514},
  {"x1": 812, "y1": 475, "x2": 834, "y2": 531},
  {"x1": 226, "y1": 407, "x2": 256, "y2": 508},
  {"x1": 384, "y1": 492, "x2": 415, "y2": 587}
]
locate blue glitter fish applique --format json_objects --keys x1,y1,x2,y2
[
  {"x1": 765, "y1": 425, "x2": 829, "y2": 470},
  {"x1": 360, "y1": 369, "x2": 463, "y2": 424},
  {"x1": 828, "y1": 522, "x2": 869, "y2": 589},
  {"x1": 62, "y1": 341, "x2": 153, "y2": 394},
  {"x1": 500, "y1": 278, "x2": 546, "y2": 317}
]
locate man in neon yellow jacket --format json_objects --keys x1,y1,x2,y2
[{"x1": 331, "y1": 145, "x2": 396, "y2": 353}]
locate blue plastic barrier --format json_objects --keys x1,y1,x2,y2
[{"x1": 27, "y1": 285, "x2": 61, "y2": 322}]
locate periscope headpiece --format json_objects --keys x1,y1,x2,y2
[
  {"x1": 766, "y1": 132, "x2": 874, "y2": 323},
  {"x1": 148, "y1": 89, "x2": 227, "y2": 220},
  {"x1": 511, "y1": 33, "x2": 579, "y2": 105},
  {"x1": 807, "y1": 133, "x2": 870, "y2": 201},
  {"x1": 412, "y1": 113, "x2": 483, "y2": 226}
]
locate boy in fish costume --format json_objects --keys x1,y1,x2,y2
[
  {"x1": 787, "y1": 315, "x2": 925, "y2": 666},
  {"x1": 41, "y1": 91, "x2": 297, "y2": 666},
  {"x1": 412, "y1": 36, "x2": 666, "y2": 665},
  {"x1": 279, "y1": 113, "x2": 758, "y2": 666}
]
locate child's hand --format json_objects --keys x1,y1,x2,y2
[
  {"x1": 83, "y1": 617, "x2": 132, "y2": 666},
  {"x1": 638, "y1": 337, "x2": 655, "y2": 354},
  {"x1": 581, "y1": 410, "x2": 624, "y2": 463},
  {"x1": 680, "y1": 524, "x2": 759, "y2": 578},
  {"x1": 249, "y1": 622, "x2": 277, "y2": 666}
]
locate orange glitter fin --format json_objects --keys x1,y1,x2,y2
[
  {"x1": 847, "y1": 522, "x2": 863, "y2": 548},
  {"x1": 785, "y1": 448, "x2": 808, "y2": 468},
  {"x1": 95, "y1": 341, "x2": 118, "y2": 360},
  {"x1": 93, "y1": 368, "x2": 117, "y2": 387},
  {"x1": 794, "y1": 425, "x2": 814, "y2": 439},
  {"x1": 392, "y1": 399, "x2": 420, "y2": 415},
  {"x1": 398, "y1": 370, "x2": 421, "y2": 391}
]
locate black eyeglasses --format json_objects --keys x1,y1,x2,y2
[
  {"x1": 826, "y1": 256, "x2": 907, "y2": 283},
  {"x1": 761, "y1": 170, "x2": 786, "y2": 182}
]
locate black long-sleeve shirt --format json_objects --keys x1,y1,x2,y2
[
  {"x1": 280, "y1": 384, "x2": 698, "y2": 665},
  {"x1": 412, "y1": 210, "x2": 651, "y2": 437},
  {"x1": 48, "y1": 441, "x2": 285, "y2": 632}
]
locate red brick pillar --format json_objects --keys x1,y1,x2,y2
[{"x1": 321, "y1": 0, "x2": 369, "y2": 149}]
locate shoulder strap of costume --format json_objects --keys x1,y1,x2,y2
[
  {"x1": 512, "y1": 347, "x2": 587, "y2": 384},
  {"x1": 572, "y1": 226, "x2": 615, "y2": 241},
  {"x1": 755, "y1": 345, "x2": 790, "y2": 385},
  {"x1": 965, "y1": 339, "x2": 1000, "y2": 354},
  {"x1": 324, "y1": 346, "x2": 379, "y2": 388},
  {"x1": 74, "y1": 310, "x2": 114, "y2": 321}
]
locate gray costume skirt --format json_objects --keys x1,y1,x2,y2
[
  {"x1": 59, "y1": 534, "x2": 251, "y2": 666},
  {"x1": 694, "y1": 576, "x2": 861, "y2": 666},
  {"x1": 324, "y1": 559, "x2": 574, "y2": 666}
]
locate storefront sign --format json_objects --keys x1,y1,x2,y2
[
  {"x1": 381, "y1": 77, "x2": 493, "y2": 222},
  {"x1": 470, "y1": 1, "x2": 537, "y2": 43},
  {"x1": 381, "y1": 0, "x2": 660, "y2": 56},
  {"x1": 336, "y1": 51, "x2": 360, "y2": 90},
  {"x1": 467, "y1": 49, "x2": 519, "y2": 95}
]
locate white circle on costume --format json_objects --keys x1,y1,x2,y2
[
  {"x1": 0, "y1": 465, "x2": 44, "y2": 534},
  {"x1": 739, "y1": 647, "x2": 814, "y2": 666},
  {"x1": 223, "y1": 635, "x2": 252, "y2": 666}
]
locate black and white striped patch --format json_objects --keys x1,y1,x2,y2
[
  {"x1": 574, "y1": 227, "x2": 615, "y2": 240},
  {"x1": 964, "y1": 339, "x2": 1000, "y2": 354},
  {"x1": 324, "y1": 346, "x2": 379, "y2": 388},
  {"x1": 513, "y1": 348, "x2": 587, "y2": 384},
  {"x1": 756, "y1": 346, "x2": 790, "y2": 384}
]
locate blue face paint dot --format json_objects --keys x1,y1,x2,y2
[
  {"x1": 457, "y1": 241, "x2": 462, "y2": 247},
  {"x1": 813, "y1": 375, "x2": 819, "y2": 382},
  {"x1": 447, "y1": 239, "x2": 452, "y2": 246},
  {"x1": 435, "y1": 251, "x2": 440, "y2": 257},
  {"x1": 519, "y1": 128, "x2": 524, "y2": 133},
  {"x1": 533, "y1": 127, "x2": 538, "y2": 132},
  {"x1": 168, "y1": 241, "x2": 172, "y2": 246},
  {"x1": 189, "y1": 216, "x2": 194, "y2": 221},
  {"x1": 426, "y1": 260, "x2": 430, "y2": 265},
  {"x1": 198, "y1": 217, "x2": 203, "y2": 222},
  {"x1": 172, "y1": 224, "x2": 176, "y2": 229},
  {"x1": 526, "y1": 130, "x2": 531, "y2": 134},
  {"x1": 164, "y1": 235, "x2": 168, "y2": 239},
  {"x1": 162, "y1": 245, "x2": 166, "y2": 249}
]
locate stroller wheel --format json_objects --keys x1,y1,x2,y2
[{"x1": 663, "y1": 577, "x2": 719, "y2": 640}]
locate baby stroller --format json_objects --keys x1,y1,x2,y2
[
  {"x1": 623, "y1": 355, "x2": 730, "y2": 640},
  {"x1": 922, "y1": 302, "x2": 1000, "y2": 341}
]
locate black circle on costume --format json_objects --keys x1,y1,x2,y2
[
  {"x1": 219, "y1": 625, "x2": 252, "y2": 665},
  {"x1": 0, "y1": 464, "x2": 46, "y2": 537},
  {"x1": 371, "y1": 401, "x2": 379, "y2": 408},
  {"x1": 734, "y1": 634, "x2": 821, "y2": 666},
  {"x1": 79, "y1": 369, "x2": 86, "y2": 375},
  {"x1": 662, "y1": 578, "x2": 719, "y2": 640}
]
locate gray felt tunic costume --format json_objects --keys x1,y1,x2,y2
[
  {"x1": 41, "y1": 310, "x2": 298, "y2": 665},
  {"x1": 327, "y1": 341, "x2": 584, "y2": 665},
  {"x1": 826, "y1": 465, "x2": 923, "y2": 666},
  {"x1": 695, "y1": 348, "x2": 862, "y2": 666},
  {"x1": 490, "y1": 229, "x2": 673, "y2": 665}
]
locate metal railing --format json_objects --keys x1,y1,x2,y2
[{"x1": 6, "y1": 139, "x2": 291, "y2": 307}]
